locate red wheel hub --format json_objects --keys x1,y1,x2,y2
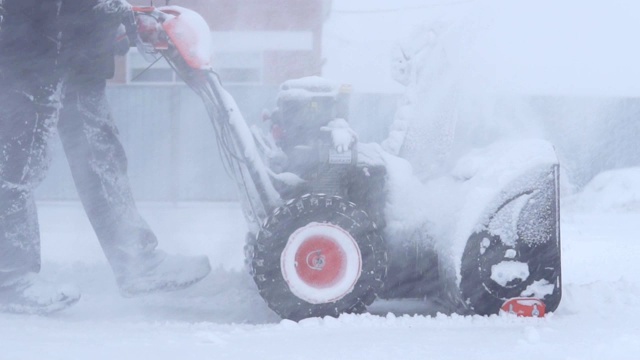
[
  {"x1": 295, "y1": 235, "x2": 346, "y2": 288},
  {"x1": 281, "y1": 222, "x2": 362, "y2": 304}
]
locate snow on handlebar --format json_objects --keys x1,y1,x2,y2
[{"x1": 128, "y1": 6, "x2": 212, "y2": 70}]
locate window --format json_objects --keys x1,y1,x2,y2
[
  {"x1": 213, "y1": 51, "x2": 263, "y2": 84},
  {"x1": 127, "y1": 49, "x2": 179, "y2": 83},
  {"x1": 127, "y1": 49, "x2": 262, "y2": 85},
  {"x1": 125, "y1": 31, "x2": 314, "y2": 85}
]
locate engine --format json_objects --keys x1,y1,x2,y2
[
  {"x1": 265, "y1": 76, "x2": 386, "y2": 227},
  {"x1": 268, "y1": 77, "x2": 352, "y2": 195}
]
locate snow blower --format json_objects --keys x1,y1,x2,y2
[{"x1": 126, "y1": 5, "x2": 561, "y2": 320}]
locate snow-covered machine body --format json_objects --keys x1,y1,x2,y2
[{"x1": 127, "y1": 5, "x2": 561, "y2": 320}]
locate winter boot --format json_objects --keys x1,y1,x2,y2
[
  {"x1": 116, "y1": 250, "x2": 211, "y2": 297},
  {"x1": 0, "y1": 273, "x2": 81, "y2": 315}
]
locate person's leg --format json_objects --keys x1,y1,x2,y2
[
  {"x1": 0, "y1": 83, "x2": 55, "y2": 283},
  {"x1": 58, "y1": 78, "x2": 210, "y2": 296},
  {"x1": 0, "y1": 1, "x2": 81, "y2": 312},
  {"x1": 58, "y1": 78, "x2": 157, "y2": 268}
]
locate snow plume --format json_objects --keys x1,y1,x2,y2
[
  {"x1": 380, "y1": 138, "x2": 558, "y2": 282},
  {"x1": 383, "y1": 21, "x2": 460, "y2": 179},
  {"x1": 383, "y1": 8, "x2": 544, "y2": 182},
  {"x1": 379, "y1": 1, "x2": 640, "y2": 190}
]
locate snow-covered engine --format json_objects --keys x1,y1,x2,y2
[{"x1": 265, "y1": 77, "x2": 386, "y2": 226}]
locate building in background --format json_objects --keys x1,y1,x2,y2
[{"x1": 113, "y1": 0, "x2": 332, "y2": 85}]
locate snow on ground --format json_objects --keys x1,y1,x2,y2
[
  {"x1": 564, "y1": 167, "x2": 640, "y2": 213},
  {"x1": 2, "y1": 168, "x2": 640, "y2": 359}
]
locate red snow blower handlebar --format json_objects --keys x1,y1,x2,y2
[
  {"x1": 125, "y1": 5, "x2": 212, "y2": 70},
  {"x1": 123, "y1": 5, "x2": 282, "y2": 229}
]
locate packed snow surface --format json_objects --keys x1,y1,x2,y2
[{"x1": 4, "y1": 168, "x2": 640, "y2": 359}]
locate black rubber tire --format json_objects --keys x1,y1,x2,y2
[
  {"x1": 460, "y1": 229, "x2": 561, "y2": 315},
  {"x1": 460, "y1": 166, "x2": 562, "y2": 316},
  {"x1": 247, "y1": 194, "x2": 387, "y2": 321}
]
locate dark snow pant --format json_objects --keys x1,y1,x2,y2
[{"x1": 0, "y1": 0, "x2": 157, "y2": 284}]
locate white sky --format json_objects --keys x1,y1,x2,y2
[{"x1": 323, "y1": 0, "x2": 640, "y2": 96}]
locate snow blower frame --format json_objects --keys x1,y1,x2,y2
[{"x1": 127, "y1": 5, "x2": 562, "y2": 320}]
